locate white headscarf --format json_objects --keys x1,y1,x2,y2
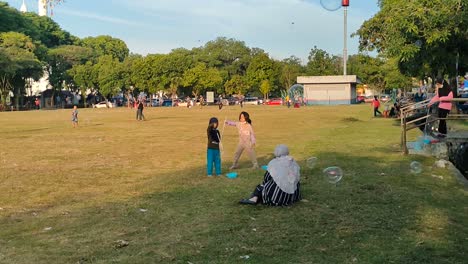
[{"x1": 267, "y1": 145, "x2": 300, "y2": 194}]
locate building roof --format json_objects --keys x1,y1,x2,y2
[{"x1": 297, "y1": 75, "x2": 360, "y2": 84}]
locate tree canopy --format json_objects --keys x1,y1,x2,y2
[{"x1": 355, "y1": 0, "x2": 467, "y2": 78}]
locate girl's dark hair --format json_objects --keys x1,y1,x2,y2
[
  {"x1": 239, "y1": 111, "x2": 252, "y2": 124},
  {"x1": 208, "y1": 117, "x2": 218, "y2": 128},
  {"x1": 438, "y1": 79, "x2": 451, "y2": 97}
]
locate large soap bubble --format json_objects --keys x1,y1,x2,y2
[
  {"x1": 306, "y1": 157, "x2": 318, "y2": 169},
  {"x1": 320, "y1": 0, "x2": 342, "y2": 11},
  {"x1": 323, "y1": 166, "x2": 343, "y2": 184},
  {"x1": 410, "y1": 161, "x2": 423, "y2": 174}
]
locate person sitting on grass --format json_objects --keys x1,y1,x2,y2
[{"x1": 239, "y1": 144, "x2": 301, "y2": 206}]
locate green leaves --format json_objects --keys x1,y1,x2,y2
[{"x1": 355, "y1": 0, "x2": 467, "y2": 77}]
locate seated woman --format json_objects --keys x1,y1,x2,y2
[{"x1": 239, "y1": 145, "x2": 301, "y2": 206}]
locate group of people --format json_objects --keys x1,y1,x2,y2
[
  {"x1": 206, "y1": 111, "x2": 301, "y2": 207},
  {"x1": 371, "y1": 96, "x2": 400, "y2": 118}
]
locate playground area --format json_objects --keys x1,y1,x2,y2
[{"x1": 0, "y1": 105, "x2": 466, "y2": 263}]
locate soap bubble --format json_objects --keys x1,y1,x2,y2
[
  {"x1": 320, "y1": 0, "x2": 342, "y2": 11},
  {"x1": 323, "y1": 166, "x2": 343, "y2": 184},
  {"x1": 410, "y1": 161, "x2": 423, "y2": 174},
  {"x1": 306, "y1": 157, "x2": 318, "y2": 169}
]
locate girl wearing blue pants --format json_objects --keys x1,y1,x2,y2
[{"x1": 207, "y1": 117, "x2": 222, "y2": 177}]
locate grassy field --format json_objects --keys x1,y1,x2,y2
[{"x1": 0, "y1": 104, "x2": 467, "y2": 263}]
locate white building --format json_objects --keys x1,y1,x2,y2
[{"x1": 297, "y1": 75, "x2": 360, "y2": 105}]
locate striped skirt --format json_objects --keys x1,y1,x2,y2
[{"x1": 253, "y1": 171, "x2": 301, "y2": 206}]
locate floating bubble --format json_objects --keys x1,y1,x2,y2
[
  {"x1": 410, "y1": 161, "x2": 423, "y2": 174},
  {"x1": 415, "y1": 40, "x2": 422, "y2": 47},
  {"x1": 306, "y1": 157, "x2": 318, "y2": 169},
  {"x1": 320, "y1": 0, "x2": 342, "y2": 11},
  {"x1": 323, "y1": 166, "x2": 343, "y2": 184}
]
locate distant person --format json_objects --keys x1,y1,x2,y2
[
  {"x1": 239, "y1": 145, "x2": 301, "y2": 206},
  {"x1": 372, "y1": 96, "x2": 382, "y2": 117},
  {"x1": 71, "y1": 105, "x2": 78, "y2": 128},
  {"x1": 218, "y1": 95, "x2": 223, "y2": 110},
  {"x1": 137, "y1": 100, "x2": 146, "y2": 120},
  {"x1": 239, "y1": 95, "x2": 244, "y2": 108},
  {"x1": 206, "y1": 117, "x2": 222, "y2": 177},
  {"x1": 136, "y1": 100, "x2": 145, "y2": 121},
  {"x1": 429, "y1": 78, "x2": 453, "y2": 137},
  {"x1": 225, "y1": 111, "x2": 259, "y2": 169},
  {"x1": 199, "y1": 95, "x2": 205, "y2": 109},
  {"x1": 35, "y1": 98, "x2": 40, "y2": 110}
]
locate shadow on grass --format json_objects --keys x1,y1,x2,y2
[{"x1": 0, "y1": 152, "x2": 466, "y2": 263}]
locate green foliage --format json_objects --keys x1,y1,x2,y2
[
  {"x1": 280, "y1": 56, "x2": 304, "y2": 90},
  {"x1": 246, "y1": 52, "x2": 279, "y2": 92},
  {"x1": 199, "y1": 37, "x2": 252, "y2": 79},
  {"x1": 259, "y1": 79, "x2": 272, "y2": 99},
  {"x1": 182, "y1": 63, "x2": 223, "y2": 96},
  {"x1": 82, "y1": 35, "x2": 129, "y2": 62},
  {"x1": 0, "y1": 32, "x2": 43, "y2": 107},
  {"x1": 306, "y1": 46, "x2": 341, "y2": 76},
  {"x1": 224, "y1": 75, "x2": 249, "y2": 95},
  {"x1": 95, "y1": 55, "x2": 125, "y2": 98},
  {"x1": 355, "y1": 0, "x2": 467, "y2": 77},
  {"x1": 46, "y1": 45, "x2": 94, "y2": 90}
]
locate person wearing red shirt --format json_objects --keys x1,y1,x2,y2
[{"x1": 372, "y1": 96, "x2": 382, "y2": 117}]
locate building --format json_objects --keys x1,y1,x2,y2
[{"x1": 297, "y1": 75, "x2": 360, "y2": 105}]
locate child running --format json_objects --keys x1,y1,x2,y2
[
  {"x1": 207, "y1": 117, "x2": 222, "y2": 177},
  {"x1": 225, "y1": 111, "x2": 259, "y2": 170},
  {"x1": 71, "y1": 105, "x2": 78, "y2": 128}
]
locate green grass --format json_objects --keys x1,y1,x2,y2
[{"x1": 0, "y1": 105, "x2": 467, "y2": 263}]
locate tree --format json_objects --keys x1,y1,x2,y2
[
  {"x1": 95, "y1": 55, "x2": 125, "y2": 98},
  {"x1": 306, "y1": 46, "x2": 341, "y2": 76},
  {"x1": 182, "y1": 63, "x2": 223, "y2": 97},
  {"x1": 246, "y1": 52, "x2": 279, "y2": 95},
  {"x1": 82, "y1": 35, "x2": 129, "y2": 62},
  {"x1": 68, "y1": 61, "x2": 98, "y2": 107},
  {"x1": 354, "y1": 0, "x2": 467, "y2": 78},
  {"x1": 199, "y1": 37, "x2": 252, "y2": 78},
  {"x1": 46, "y1": 45, "x2": 94, "y2": 106},
  {"x1": 224, "y1": 75, "x2": 249, "y2": 96},
  {"x1": 259, "y1": 80, "x2": 272, "y2": 100},
  {"x1": 280, "y1": 56, "x2": 304, "y2": 90},
  {"x1": 0, "y1": 32, "x2": 43, "y2": 109}
]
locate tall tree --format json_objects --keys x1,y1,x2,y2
[
  {"x1": 306, "y1": 46, "x2": 341, "y2": 76},
  {"x1": 182, "y1": 63, "x2": 223, "y2": 97},
  {"x1": 224, "y1": 75, "x2": 249, "y2": 96},
  {"x1": 0, "y1": 32, "x2": 43, "y2": 109},
  {"x1": 280, "y1": 56, "x2": 304, "y2": 90},
  {"x1": 82, "y1": 35, "x2": 129, "y2": 62},
  {"x1": 246, "y1": 52, "x2": 279, "y2": 95},
  {"x1": 355, "y1": 0, "x2": 467, "y2": 78}
]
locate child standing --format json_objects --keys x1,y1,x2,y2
[
  {"x1": 225, "y1": 111, "x2": 259, "y2": 170},
  {"x1": 71, "y1": 105, "x2": 78, "y2": 128},
  {"x1": 207, "y1": 117, "x2": 222, "y2": 177},
  {"x1": 372, "y1": 96, "x2": 382, "y2": 117}
]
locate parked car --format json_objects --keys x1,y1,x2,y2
[
  {"x1": 364, "y1": 96, "x2": 374, "y2": 103},
  {"x1": 244, "y1": 97, "x2": 260, "y2": 105},
  {"x1": 93, "y1": 101, "x2": 113, "y2": 108},
  {"x1": 356, "y1": 95, "x2": 365, "y2": 103},
  {"x1": 266, "y1": 98, "x2": 283, "y2": 105},
  {"x1": 380, "y1": 94, "x2": 391, "y2": 102}
]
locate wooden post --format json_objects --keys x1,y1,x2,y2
[{"x1": 403, "y1": 115, "x2": 408, "y2": 155}]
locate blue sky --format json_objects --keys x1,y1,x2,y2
[{"x1": 6, "y1": 0, "x2": 380, "y2": 63}]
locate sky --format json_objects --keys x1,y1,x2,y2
[{"x1": 5, "y1": 0, "x2": 380, "y2": 63}]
